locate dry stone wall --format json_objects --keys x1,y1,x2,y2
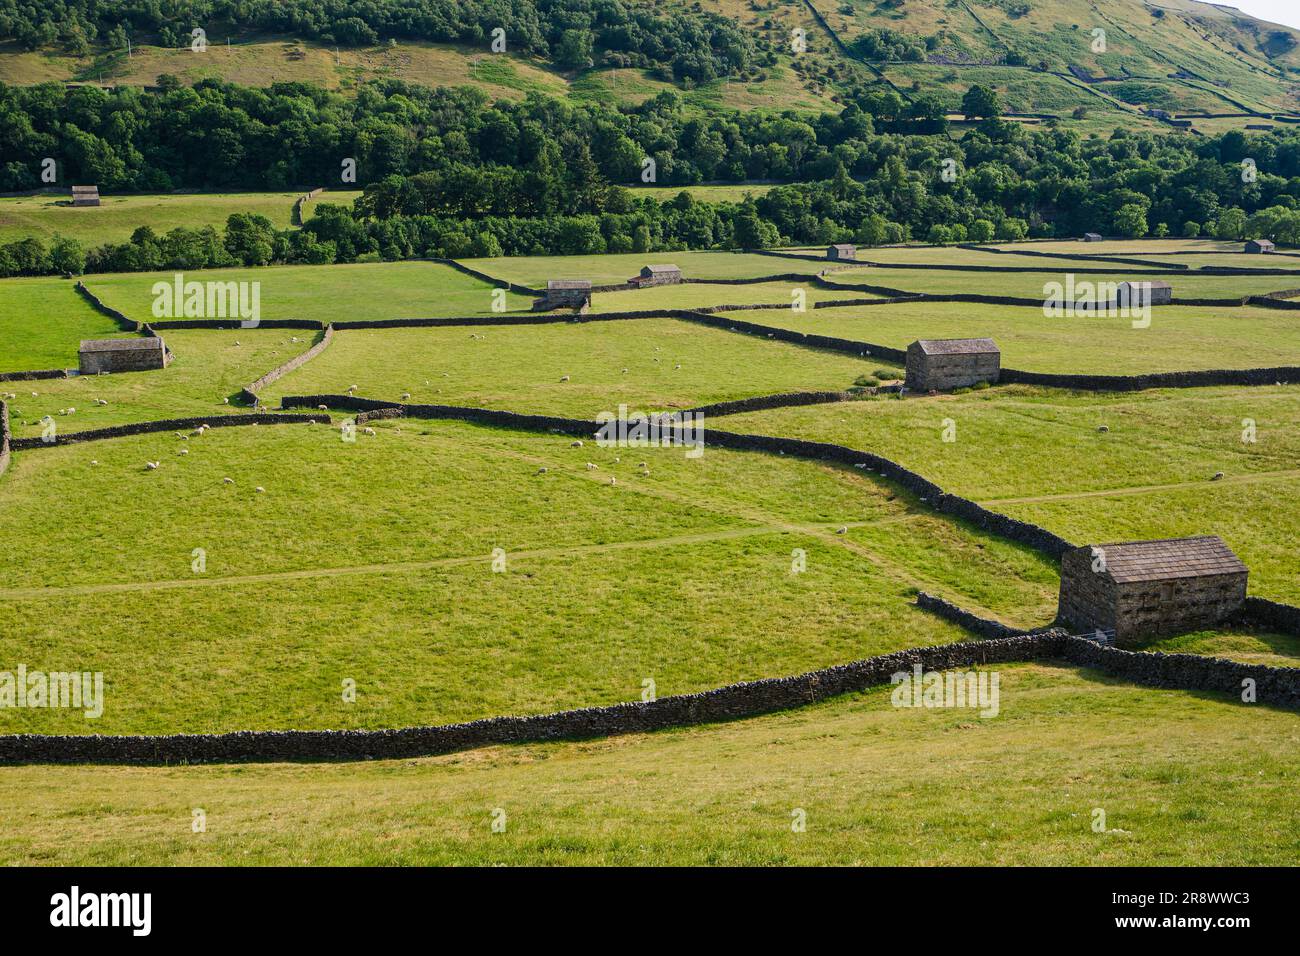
[
  {"x1": 240, "y1": 325, "x2": 335, "y2": 405},
  {"x1": 9, "y1": 412, "x2": 327, "y2": 451},
  {"x1": 0, "y1": 399, "x2": 10, "y2": 479}
]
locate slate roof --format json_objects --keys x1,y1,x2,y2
[
  {"x1": 910, "y1": 338, "x2": 999, "y2": 356},
  {"x1": 547, "y1": 279, "x2": 592, "y2": 290},
  {"x1": 642, "y1": 264, "x2": 681, "y2": 274},
  {"x1": 1090, "y1": 536, "x2": 1247, "y2": 584},
  {"x1": 829, "y1": 243, "x2": 855, "y2": 251},
  {"x1": 1247, "y1": 239, "x2": 1275, "y2": 249},
  {"x1": 80, "y1": 337, "x2": 165, "y2": 353}
]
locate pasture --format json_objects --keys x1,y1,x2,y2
[
  {"x1": 0, "y1": 236, "x2": 1296, "y2": 866},
  {"x1": 0, "y1": 663, "x2": 1295, "y2": 864}
]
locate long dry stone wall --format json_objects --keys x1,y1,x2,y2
[
  {"x1": 4, "y1": 630, "x2": 1297, "y2": 764},
  {"x1": 9, "y1": 412, "x2": 328, "y2": 451},
  {"x1": 915, "y1": 591, "x2": 1029, "y2": 638},
  {"x1": 240, "y1": 325, "x2": 335, "y2": 405},
  {"x1": 75, "y1": 281, "x2": 140, "y2": 331},
  {"x1": 999, "y1": 365, "x2": 1300, "y2": 390}
]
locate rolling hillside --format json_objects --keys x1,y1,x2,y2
[{"x1": 0, "y1": 0, "x2": 1295, "y2": 127}]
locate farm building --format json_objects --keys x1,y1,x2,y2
[
  {"x1": 826, "y1": 243, "x2": 856, "y2": 261},
  {"x1": 1083, "y1": 233, "x2": 1103, "y2": 242},
  {"x1": 1116, "y1": 279, "x2": 1172, "y2": 307},
  {"x1": 70, "y1": 185, "x2": 100, "y2": 207},
  {"x1": 533, "y1": 280, "x2": 592, "y2": 313},
  {"x1": 1245, "y1": 238, "x2": 1275, "y2": 254},
  {"x1": 904, "y1": 338, "x2": 1000, "y2": 392},
  {"x1": 78, "y1": 337, "x2": 171, "y2": 375},
  {"x1": 628, "y1": 264, "x2": 682, "y2": 288},
  {"x1": 1057, "y1": 536, "x2": 1248, "y2": 644}
]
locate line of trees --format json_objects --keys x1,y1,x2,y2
[{"x1": 0, "y1": 0, "x2": 758, "y2": 84}]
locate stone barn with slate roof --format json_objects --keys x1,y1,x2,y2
[
  {"x1": 905, "y1": 338, "x2": 1000, "y2": 392},
  {"x1": 628, "y1": 264, "x2": 682, "y2": 288},
  {"x1": 79, "y1": 337, "x2": 170, "y2": 375},
  {"x1": 1057, "y1": 535, "x2": 1248, "y2": 644},
  {"x1": 1245, "y1": 238, "x2": 1275, "y2": 254},
  {"x1": 827, "y1": 243, "x2": 856, "y2": 261},
  {"x1": 533, "y1": 280, "x2": 592, "y2": 313},
  {"x1": 1083, "y1": 232, "x2": 1103, "y2": 242},
  {"x1": 70, "y1": 185, "x2": 100, "y2": 207},
  {"x1": 1116, "y1": 279, "x2": 1172, "y2": 307}
]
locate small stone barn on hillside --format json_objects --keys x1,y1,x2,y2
[
  {"x1": 905, "y1": 338, "x2": 1000, "y2": 391},
  {"x1": 827, "y1": 243, "x2": 856, "y2": 261},
  {"x1": 533, "y1": 279, "x2": 592, "y2": 313},
  {"x1": 79, "y1": 337, "x2": 170, "y2": 375},
  {"x1": 1083, "y1": 232, "x2": 1103, "y2": 242},
  {"x1": 1245, "y1": 238, "x2": 1275, "y2": 254},
  {"x1": 1116, "y1": 279, "x2": 1172, "y2": 307},
  {"x1": 1057, "y1": 536, "x2": 1248, "y2": 644},
  {"x1": 628, "y1": 264, "x2": 682, "y2": 288},
  {"x1": 70, "y1": 185, "x2": 100, "y2": 207}
]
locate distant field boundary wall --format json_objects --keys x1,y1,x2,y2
[
  {"x1": 958, "y1": 244, "x2": 1191, "y2": 270},
  {"x1": 239, "y1": 325, "x2": 335, "y2": 405},
  {"x1": 74, "y1": 281, "x2": 142, "y2": 332},
  {"x1": 0, "y1": 368, "x2": 69, "y2": 382},
  {"x1": 0, "y1": 400, "x2": 10, "y2": 479},
  {"x1": 8, "y1": 413, "x2": 328, "y2": 452},
  {"x1": 999, "y1": 365, "x2": 1300, "y2": 391},
  {"x1": 429, "y1": 258, "x2": 541, "y2": 296},
  {"x1": 3, "y1": 630, "x2": 1296, "y2": 764}
]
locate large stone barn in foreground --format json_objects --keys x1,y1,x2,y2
[
  {"x1": 533, "y1": 280, "x2": 592, "y2": 313},
  {"x1": 79, "y1": 337, "x2": 170, "y2": 375},
  {"x1": 1057, "y1": 536, "x2": 1248, "y2": 644},
  {"x1": 905, "y1": 338, "x2": 1000, "y2": 391}
]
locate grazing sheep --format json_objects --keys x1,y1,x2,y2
[
  {"x1": 255, "y1": 486, "x2": 266, "y2": 494},
  {"x1": 222, "y1": 398, "x2": 229, "y2": 404},
  {"x1": 560, "y1": 375, "x2": 570, "y2": 382},
  {"x1": 836, "y1": 526, "x2": 848, "y2": 535},
  {"x1": 1212, "y1": 472, "x2": 1225, "y2": 481},
  {"x1": 178, "y1": 448, "x2": 189, "y2": 456},
  {"x1": 223, "y1": 478, "x2": 234, "y2": 484},
  {"x1": 363, "y1": 427, "x2": 376, "y2": 436},
  {"x1": 536, "y1": 467, "x2": 548, "y2": 475},
  {"x1": 95, "y1": 398, "x2": 108, "y2": 406},
  {"x1": 570, "y1": 440, "x2": 583, "y2": 447},
  {"x1": 1097, "y1": 425, "x2": 1109, "y2": 433},
  {"x1": 401, "y1": 392, "x2": 411, "y2": 400},
  {"x1": 674, "y1": 364, "x2": 681, "y2": 370},
  {"x1": 586, "y1": 462, "x2": 597, "y2": 470},
  {"x1": 145, "y1": 461, "x2": 159, "y2": 470},
  {"x1": 318, "y1": 404, "x2": 328, "y2": 411},
  {"x1": 90, "y1": 460, "x2": 98, "y2": 466},
  {"x1": 610, "y1": 477, "x2": 617, "y2": 485},
  {"x1": 348, "y1": 385, "x2": 358, "y2": 393},
  {"x1": 621, "y1": 368, "x2": 628, "y2": 374}
]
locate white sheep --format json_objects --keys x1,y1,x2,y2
[
  {"x1": 178, "y1": 448, "x2": 189, "y2": 456},
  {"x1": 586, "y1": 462, "x2": 597, "y2": 470},
  {"x1": 145, "y1": 461, "x2": 159, "y2": 470},
  {"x1": 570, "y1": 440, "x2": 583, "y2": 447},
  {"x1": 560, "y1": 375, "x2": 570, "y2": 382},
  {"x1": 363, "y1": 427, "x2": 376, "y2": 436},
  {"x1": 223, "y1": 477, "x2": 235, "y2": 484},
  {"x1": 255, "y1": 486, "x2": 266, "y2": 494}
]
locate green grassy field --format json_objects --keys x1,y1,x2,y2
[
  {"x1": 0, "y1": 418, "x2": 1057, "y2": 735},
  {"x1": 0, "y1": 277, "x2": 133, "y2": 371},
  {"x1": 1, "y1": 242, "x2": 1296, "y2": 867},
  {"x1": 723, "y1": 384, "x2": 1300, "y2": 609},
  {"x1": 83, "y1": 260, "x2": 533, "y2": 325},
  {"x1": 259, "y1": 318, "x2": 883, "y2": 417},
  {"x1": 0, "y1": 662, "x2": 1295, "y2": 865},
  {"x1": 0, "y1": 191, "x2": 356, "y2": 245},
  {"x1": 730, "y1": 301, "x2": 1300, "y2": 374}
]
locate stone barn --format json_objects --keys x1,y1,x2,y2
[
  {"x1": 533, "y1": 280, "x2": 592, "y2": 313},
  {"x1": 827, "y1": 243, "x2": 856, "y2": 261},
  {"x1": 904, "y1": 338, "x2": 1000, "y2": 392},
  {"x1": 1116, "y1": 279, "x2": 1172, "y2": 307},
  {"x1": 1083, "y1": 232, "x2": 1103, "y2": 242},
  {"x1": 1245, "y1": 238, "x2": 1275, "y2": 254},
  {"x1": 79, "y1": 337, "x2": 171, "y2": 375},
  {"x1": 70, "y1": 185, "x2": 100, "y2": 207},
  {"x1": 1057, "y1": 535, "x2": 1248, "y2": 644},
  {"x1": 628, "y1": 264, "x2": 682, "y2": 288}
]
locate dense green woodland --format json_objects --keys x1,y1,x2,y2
[
  {"x1": 0, "y1": 0, "x2": 758, "y2": 83},
  {"x1": 3, "y1": 78, "x2": 1300, "y2": 275}
]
